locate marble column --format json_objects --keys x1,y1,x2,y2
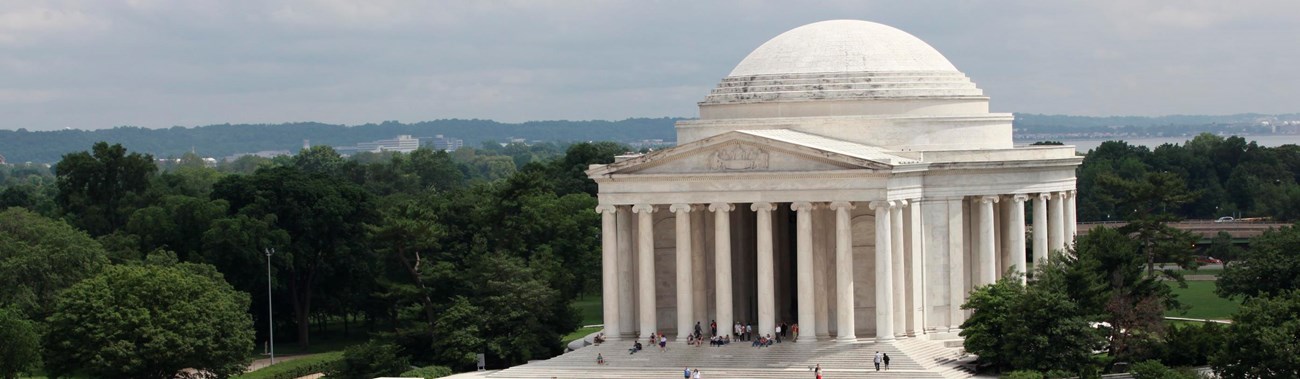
[
  {"x1": 752, "y1": 202, "x2": 775, "y2": 339},
  {"x1": 946, "y1": 198, "x2": 964, "y2": 330},
  {"x1": 616, "y1": 206, "x2": 636, "y2": 337},
  {"x1": 1010, "y1": 195, "x2": 1028, "y2": 284},
  {"x1": 709, "y1": 202, "x2": 734, "y2": 338},
  {"x1": 791, "y1": 202, "x2": 815, "y2": 342},
  {"x1": 1049, "y1": 192, "x2": 1065, "y2": 254},
  {"x1": 670, "y1": 204, "x2": 694, "y2": 340},
  {"x1": 890, "y1": 201, "x2": 906, "y2": 337},
  {"x1": 870, "y1": 201, "x2": 894, "y2": 341},
  {"x1": 690, "y1": 205, "x2": 708, "y2": 330},
  {"x1": 632, "y1": 204, "x2": 657, "y2": 337},
  {"x1": 906, "y1": 200, "x2": 924, "y2": 336},
  {"x1": 829, "y1": 201, "x2": 857, "y2": 341},
  {"x1": 596, "y1": 204, "x2": 621, "y2": 339},
  {"x1": 1065, "y1": 190, "x2": 1078, "y2": 244},
  {"x1": 1033, "y1": 194, "x2": 1049, "y2": 267},
  {"x1": 978, "y1": 196, "x2": 998, "y2": 286}
]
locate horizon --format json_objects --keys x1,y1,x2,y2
[{"x1": 2, "y1": 1, "x2": 1298, "y2": 131}]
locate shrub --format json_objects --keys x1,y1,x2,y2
[
  {"x1": 400, "y1": 365, "x2": 454, "y2": 379},
  {"x1": 1005, "y1": 370, "x2": 1044, "y2": 379},
  {"x1": 332, "y1": 341, "x2": 410, "y2": 379},
  {"x1": 1130, "y1": 360, "x2": 1196, "y2": 379}
]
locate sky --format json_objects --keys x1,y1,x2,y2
[{"x1": 2, "y1": 0, "x2": 1298, "y2": 131}]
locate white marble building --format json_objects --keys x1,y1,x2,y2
[{"x1": 587, "y1": 20, "x2": 1080, "y2": 343}]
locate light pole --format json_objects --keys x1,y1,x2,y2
[{"x1": 265, "y1": 247, "x2": 275, "y2": 365}]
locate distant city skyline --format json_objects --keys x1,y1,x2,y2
[{"x1": 2, "y1": 0, "x2": 1298, "y2": 131}]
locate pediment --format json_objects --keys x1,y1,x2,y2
[{"x1": 589, "y1": 131, "x2": 897, "y2": 177}]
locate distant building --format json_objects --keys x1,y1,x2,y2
[
  {"x1": 0, "y1": 153, "x2": 6, "y2": 165},
  {"x1": 350, "y1": 135, "x2": 420, "y2": 154},
  {"x1": 428, "y1": 134, "x2": 464, "y2": 151}
]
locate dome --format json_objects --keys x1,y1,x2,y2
[{"x1": 729, "y1": 20, "x2": 958, "y2": 77}]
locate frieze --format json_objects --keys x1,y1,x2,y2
[{"x1": 709, "y1": 143, "x2": 769, "y2": 171}]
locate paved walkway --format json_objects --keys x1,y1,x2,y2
[{"x1": 246, "y1": 354, "x2": 312, "y2": 372}]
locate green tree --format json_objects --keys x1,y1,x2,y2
[
  {"x1": 0, "y1": 207, "x2": 111, "y2": 319},
  {"x1": 1211, "y1": 291, "x2": 1300, "y2": 379},
  {"x1": 960, "y1": 275, "x2": 1102, "y2": 373},
  {"x1": 334, "y1": 341, "x2": 410, "y2": 379},
  {"x1": 0, "y1": 308, "x2": 40, "y2": 379},
  {"x1": 53, "y1": 142, "x2": 157, "y2": 236},
  {"x1": 1098, "y1": 171, "x2": 1200, "y2": 276},
  {"x1": 212, "y1": 164, "x2": 371, "y2": 349},
  {"x1": 1217, "y1": 225, "x2": 1300, "y2": 299},
  {"x1": 43, "y1": 263, "x2": 254, "y2": 379}
]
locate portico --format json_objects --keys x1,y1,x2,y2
[{"x1": 589, "y1": 20, "x2": 1081, "y2": 343}]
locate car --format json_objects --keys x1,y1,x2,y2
[
  {"x1": 1196, "y1": 256, "x2": 1223, "y2": 264},
  {"x1": 1214, "y1": 216, "x2": 1235, "y2": 223}
]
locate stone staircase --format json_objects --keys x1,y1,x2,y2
[
  {"x1": 490, "y1": 336, "x2": 984, "y2": 379},
  {"x1": 892, "y1": 337, "x2": 978, "y2": 379}
]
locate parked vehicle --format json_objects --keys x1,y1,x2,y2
[
  {"x1": 1196, "y1": 256, "x2": 1223, "y2": 264},
  {"x1": 1214, "y1": 216, "x2": 1235, "y2": 223}
]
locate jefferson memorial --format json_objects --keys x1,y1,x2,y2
[{"x1": 588, "y1": 20, "x2": 1080, "y2": 344}]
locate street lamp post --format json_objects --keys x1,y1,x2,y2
[{"x1": 265, "y1": 248, "x2": 275, "y2": 365}]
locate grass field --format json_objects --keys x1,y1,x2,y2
[
  {"x1": 572, "y1": 294, "x2": 602, "y2": 326},
  {"x1": 1166, "y1": 280, "x2": 1239, "y2": 320}
]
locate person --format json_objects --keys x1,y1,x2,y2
[
  {"x1": 814, "y1": 364, "x2": 822, "y2": 379},
  {"x1": 594, "y1": 333, "x2": 605, "y2": 345},
  {"x1": 684, "y1": 367, "x2": 691, "y2": 378},
  {"x1": 792, "y1": 323, "x2": 799, "y2": 341},
  {"x1": 745, "y1": 323, "x2": 753, "y2": 341},
  {"x1": 695, "y1": 321, "x2": 702, "y2": 338},
  {"x1": 597, "y1": 353, "x2": 605, "y2": 365},
  {"x1": 659, "y1": 335, "x2": 668, "y2": 352},
  {"x1": 883, "y1": 352, "x2": 891, "y2": 370},
  {"x1": 693, "y1": 369, "x2": 701, "y2": 379},
  {"x1": 710, "y1": 320, "x2": 717, "y2": 336},
  {"x1": 630, "y1": 341, "x2": 642, "y2": 355},
  {"x1": 775, "y1": 323, "x2": 782, "y2": 340},
  {"x1": 873, "y1": 351, "x2": 882, "y2": 371}
]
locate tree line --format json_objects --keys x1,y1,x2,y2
[{"x1": 0, "y1": 140, "x2": 626, "y2": 378}]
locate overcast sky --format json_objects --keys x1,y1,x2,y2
[{"x1": 2, "y1": 1, "x2": 1298, "y2": 131}]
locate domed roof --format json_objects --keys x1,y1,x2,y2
[{"x1": 728, "y1": 20, "x2": 958, "y2": 77}]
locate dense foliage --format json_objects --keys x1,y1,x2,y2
[
  {"x1": 1217, "y1": 225, "x2": 1300, "y2": 299},
  {"x1": 43, "y1": 262, "x2": 255, "y2": 379},
  {"x1": 1212, "y1": 291, "x2": 1300, "y2": 379},
  {"x1": 0, "y1": 307, "x2": 41, "y2": 379}
]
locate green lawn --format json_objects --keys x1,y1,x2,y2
[
  {"x1": 572, "y1": 294, "x2": 602, "y2": 326},
  {"x1": 1167, "y1": 281, "x2": 1239, "y2": 320}
]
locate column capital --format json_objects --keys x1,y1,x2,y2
[
  {"x1": 890, "y1": 199, "x2": 908, "y2": 209},
  {"x1": 790, "y1": 201, "x2": 814, "y2": 212},
  {"x1": 828, "y1": 201, "x2": 856, "y2": 211},
  {"x1": 669, "y1": 203, "x2": 693, "y2": 214},
  {"x1": 868, "y1": 200, "x2": 890, "y2": 210},
  {"x1": 1038, "y1": 192, "x2": 1052, "y2": 201},
  {"x1": 595, "y1": 204, "x2": 618, "y2": 214},
  {"x1": 708, "y1": 202, "x2": 735, "y2": 213},
  {"x1": 1055, "y1": 191, "x2": 1070, "y2": 199},
  {"x1": 979, "y1": 195, "x2": 1000, "y2": 204},
  {"x1": 632, "y1": 204, "x2": 656, "y2": 214},
  {"x1": 751, "y1": 202, "x2": 776, "y2": 212},
  {"x1": 1012, "y1": 194, "x2": 1030, "y2": 203}
]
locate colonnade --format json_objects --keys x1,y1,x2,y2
[{"x1": 596, "y1": 191, "x2": 1076, "y2": 343}]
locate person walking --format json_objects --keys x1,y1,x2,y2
[
  {"x1": 694, "y1": 321, "x2": 702, "y2": 338},
  {"x1": 693, "y1": 369, "x2": 701, "y2": 379},
  {"x1": 792, "y1": 323, "x2": 800, "y2": 341},
  {"x1": 659, "y1": 335, "x2": 668, "y2": 352},
  {"x1": 684, "y1": 367, "x2": 692, "y2": 378},
  {"x1": 814, "y1": 363, "x2": 822, "y2": 379},
  {"x1": 745, "y1": 323, "x2": 753, "y2": 341},
  {"x1": 873, "y1": 351, "x2": 882, "y2": 371},
  {"x1": 883, "y1": 353, "x2": 891, "y2": 370},
  {"x1": 710, "y1": 320, "x2": 717, "y2": 336}
]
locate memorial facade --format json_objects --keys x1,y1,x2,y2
[{"x1": 588, "y1": 20, "x2": 1080, "y2": 343}]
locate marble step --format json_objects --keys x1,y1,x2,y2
[{"x1": 709, "y1": 82, "x2": 979, "y2": 94}]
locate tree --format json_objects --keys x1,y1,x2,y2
[
  {"x1": 334, "y1": 341, "x2": 410, "y2": 379},
  {"x1": 43, "y1": 263, "x2": 254, "y2": 379},
  {"x1": 53, "y1": 142, "x2": 156, "y2": 236},
  {"x1": 1098, "y1": 171, "x2": 1200, "y2": 276},
  {"x1": 212, "y1": 163, "x2": 372, "y2": 349},
  {"x1": 1217, "y1": 225, "x2": 1300, "y2": 299},
  {"x1": 960, "y1": 275, "x2": 1102, "y2": 373},
  {"x1": 0, "y1": 207, "x2": 110, "y2": 320},
  {"x1": 0, "y1": 308, "x2": 40, "y2": 379},
  {"x1": 1211, "y1": 291, "x2": 1300, "y2": 379}
]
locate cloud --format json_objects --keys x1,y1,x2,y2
[{"x1": 0, "y1": 0, "x2": 1297, "y2": 131}]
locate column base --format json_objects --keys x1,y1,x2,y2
[
  {"x1": 835, "y1": 335, "x2": 858, "y2": 343},
  {"x1": 875, "y1": 336, "x2": 896, "y2": 342},
  {"x1": 795, "y1": 337, "x2": 816, "y2": 343}
]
